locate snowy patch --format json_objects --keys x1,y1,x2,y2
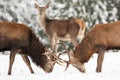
[{"x1": 0, "y1": 51, "x2": 120, "y2": 80}]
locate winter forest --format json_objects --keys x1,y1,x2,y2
[
  {"x1": 0, "y1": 0, "x2": 120, "y2": 80},
  {"x1": 0, "y1": 0, "x2": 120, "y2": 47}
]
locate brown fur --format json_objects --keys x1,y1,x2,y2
[
  {"x1": 45, "y1": 18, "x2": 84, "y2": 39},
  {"x1": 0, "y1": 22, "x2": 55, "y2": 74},
  {"x1": 35, "y1": 3, "x2": 86, "y2": 51},
  {"x1": 73, "y1": 21, "x2": 120, "y2": 72}
]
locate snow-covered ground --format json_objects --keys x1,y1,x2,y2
[{"x1": 0, "y1": 51, "x2": 120, "y2": 80}]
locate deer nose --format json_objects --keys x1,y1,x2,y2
[
  {"x1": 39, "y1": 12, "x2": 42, "y2": 15},
  {"x1": 81, "y1": 69, "x2": 86, "y2": 73},
  {"x1": 45, "y1": 69, "x2": 53, "y2": 73}
]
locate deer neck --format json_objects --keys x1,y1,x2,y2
[
  {"x1": 75, "y1": 41, "x2": 94, "y2": 63},
  {"x1": 39, "y1": 15, "x2": 47, "y2": 31}
]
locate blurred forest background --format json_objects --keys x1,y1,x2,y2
[{"x1": 0, "y1": 0, "x2": 120, "y2": 49}]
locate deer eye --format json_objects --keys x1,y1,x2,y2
[
  {"x1": 53, "y1": 57, "x2": 57, "y2": 61},
  {"x1": 72, "y1": 64, "x2": 77, "y2": 67},
  {"x1": 48, "y1": 63, "x2": 53, "y2": 68}
]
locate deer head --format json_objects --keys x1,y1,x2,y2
[
  {"x1": 42, "y1": 48, "x2": 66, "y2": 73},
  {"x1": 35, "y1": 2, "x2": 49, "y2": 16},
  {"x1": 66, "y1": 50, "x2": 86, "y2": 73},
  {"x1": 58, "y1": 43, "x2": 86, "y2": 73}
]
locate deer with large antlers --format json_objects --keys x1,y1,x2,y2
[
  {"x1": 35, "y1": 2, "x2": 86, "y2": 51},
  {"x1": 0, "y1": 21, "x2": 64, "y2": 75},
  {"x1": 63, "y1": 21, "x2": 120, "y2": 73}
]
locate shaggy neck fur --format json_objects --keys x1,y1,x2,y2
[
  {"x1": 22, "y1": 31, "x2": 47, "y2": 70},
  {"x1": 74, "y1": 36, "x2": 94, "y2": 63}
]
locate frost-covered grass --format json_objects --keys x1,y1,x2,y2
[{"x1": 0, "y1": 51, "x2": 120, "y2": 80}]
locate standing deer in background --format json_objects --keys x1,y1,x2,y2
[
  {"x1": 35, "y1": 2, "x2": 86, "y2": 51},
  {"x1": 63, "y1": 21, "x2": 120, "y2": 73}
]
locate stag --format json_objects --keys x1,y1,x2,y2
[
  {"x1": 63, "y1": 21, "x2": 120, "y2": 73},
  {"x1": 0, "y1": 22, "x2": 63, "y2": 75},
  {"x1": 35, "y1": 2, "x2": 86, "y2": 51}
]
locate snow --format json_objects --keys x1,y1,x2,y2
[
  {"x1": 0, "y1": 0, "x2": 120, "y2": 79},
  {"x1": 0, "y1": 51, "x2": 120, "y2": 80}
]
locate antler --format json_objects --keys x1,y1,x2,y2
[
  {"x1": 56, "y1": 43, "x2": 71, "y2": 70},
  {"x1": 44, "y1": 48, "x2": 66, "y2": 65},
  {"x1": 43, "y1": 43, "x2": 72, "y2": 70}
]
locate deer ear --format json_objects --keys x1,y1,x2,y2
[
  {"x1": 46, "y1": 3, "x2": 50, "y2": 8},
  {"x1": 35, "y1": 2, "x2": 39, "y2": 8}
]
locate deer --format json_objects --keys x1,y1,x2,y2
[
  {"x1": 35, "y1": 2, "x2": 86, "y2": 51},
  {"x1": 61, "y1": 21, "x2": 120, "y2": 73},
  {"x1": 0, "y1": 21, "x2": 64, "y2": 75}
]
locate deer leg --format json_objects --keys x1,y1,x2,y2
[
  {"x1": 55, "y1": 40, "x2": 60, "y2": 52},
  {"x1": 71, "y1": 37, "x2": 78, "y2": 47},
  {"x1": 78, "y1": 34, "x2": 84, "y2": 42},
  {"x1": 77, "y1": 28, "x2": 85, "y2": 42},
  {"x1": 96, "y1": 49, "x2": 105, "y2": 72},
  {"x1": 20, "y1": 54, "x2": 34, "y2": 74},
  {"x1": 51, "y1": 36, "x2": 57, "y2": 52},
  {"x1": 8, "y1": 50, "x2": 16, "y2": 75}
]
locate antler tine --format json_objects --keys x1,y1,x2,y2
[
  {"x1": 57, "y1": 50, "x2": 66, "y2": 57},
  {"x1": 56, "y1": 43, "x2": 66, "y2": 56},
  {"x1": 44, "y1": 48, "x2": 67, "y2": 64},
  {"x1": 44, "y1": 44, "x2": 71, "y2": 70},
  {"x1": 56, "y1": 43, "x2": 71, "y2": 70},
  {"x1": 65, "y1": 61, "x2": 70, "y2": 71},
  {"x1": 56, "y1": 43, "x2": 69, "y2": 53}
]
